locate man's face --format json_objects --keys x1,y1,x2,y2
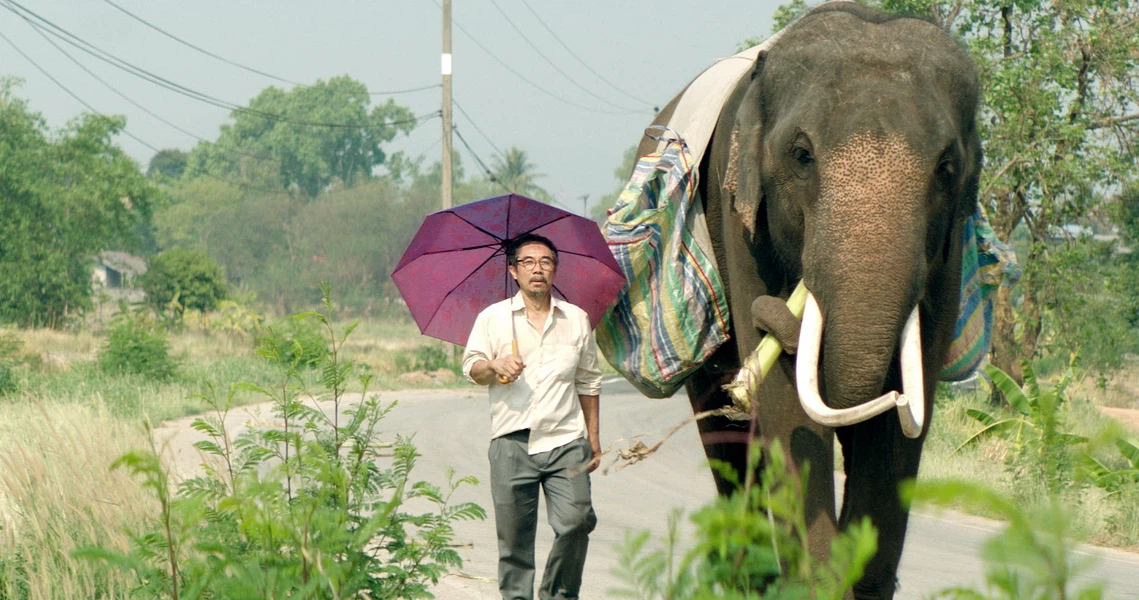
[{"x1": 508, "y1": 242, "x2": 557, "y2": 298}]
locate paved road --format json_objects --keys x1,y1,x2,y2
[{"x1": 156, "y1": 378, "x2": 1139, "y2": 599}]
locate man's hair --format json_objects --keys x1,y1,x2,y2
[{"x1": 506, "y1": 233, "x2": 558, "y2": 266}]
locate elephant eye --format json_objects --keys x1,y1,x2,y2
[
  {"x1": 936, "y1": 157, "x2": 955, "y2": 177},
  {"x1": 936, "y1": 146, "x2": 959, "y2": 179},
  {"x1": 792, "y1": 146, "x2": 814, "y2": 166}
]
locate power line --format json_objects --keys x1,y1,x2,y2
[
  {"x1": 453, "y1": 125, "x2": 575, "y2": 212},
  {"x1": 488, "y1": 0, "x2": 641, "y2": 113},
  {"x1": 454, "y1": 98, "x2": 505, "y2": 160},
  {"x1": 0, "y1": 28, "x2": 159, "y2": 152},
  {"x1": 15, "y1": 12, "x2": 210, "y2": 144},
  {"x1": 100, "y1": 0, "x2": 440, "y2": 97},
  {"x1": 4, "y1": 21, "x2": 439, "y2": 196},
  {"x1": 429, "y1": 0, "x2": 643, "y2": 116},
  {"x1": 454, "y1": 126, "x2": 511, "y2": 194},
  {"x1": 520, "y1": 0, "x2": 654, "y2": 109},
  {"x1": 0, "y1": 30, "x2": 297, "y2": 194},
  {"x1": 1, "y1": 0, "x2": 431, "y2": 131}
]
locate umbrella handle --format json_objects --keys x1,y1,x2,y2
[{"x1": 496, "y1": 339, "x2": 520, "y2": 384}]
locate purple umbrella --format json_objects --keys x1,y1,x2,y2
[{"x1": 391, "y1": 193, "x2": 626, "y2": 347}]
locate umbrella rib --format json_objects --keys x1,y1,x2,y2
[
  {"x1": 414, "y1": 242, "x2": 505, "y2": 256},
  {"x1": 447, "y1": 212, "x2": 507, "y2": 243},
  {"x1": 447, "y1": 246, "x2": 508, "y2": 298}
]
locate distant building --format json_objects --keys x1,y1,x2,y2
[{"x1": 93, "y1": 251, "x2": 147, "y2": 302}]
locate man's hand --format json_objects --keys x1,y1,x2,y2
[
  {"x1": 470, "y1": 356, "x2": 526, "y2": 385},
  {"x1": 588, "y1": 438, "x2": 602, "y2": 473},
  {"x1": 491, "y1": 355, "x2": 526, "y2": 383}
]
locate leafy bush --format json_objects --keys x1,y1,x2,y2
[
  {"x1": 78, "y1": 287, "x2": 485, "y2": 598},
  {"x1": 183, "y1": 292, "x2": 265, "y2": 338},
  {"x1": 957, "y1": 360, "x2": 1086, "y2": 497},
  {"x1": 255, "y1": 315, "x2": 329, "y2": 369},
  {"x1": 0, "y1": 331, "x2": 22, "y2": 396},
  {"x1": 142, "y1": 248, "x2": 227, "y2": 319},
  {"x1": 611, "y1": 440, "x2": 877, "y2": 599},
  {"x1": 393, "y1": 343, "x2": 462, "y2": 375},
  {"x1": 97, "y1": 310, "x2": 178, "y2": 380}
]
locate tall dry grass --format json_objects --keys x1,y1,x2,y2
[{"x1": 0, "y1": 400, "x2": 156, "y2": 599}]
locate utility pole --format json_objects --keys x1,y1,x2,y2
[
  {"x1": 579, "y1": 194, "x2": 589, "y2": 217},
  {"x1": 441, "y1": 0, "x2": 453, "y2": 209}
]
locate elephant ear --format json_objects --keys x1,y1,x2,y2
[{"x1": 725, "y1": 53, "x2": 767, "y2": 239}]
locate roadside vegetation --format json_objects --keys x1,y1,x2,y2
[{"x1": 3, "y1": 0, "x2": 1139, "y2": 595}]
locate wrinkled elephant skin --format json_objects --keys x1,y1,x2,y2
[{"x1": 637, "y1": 3, "x2": 981, "y2": 599}]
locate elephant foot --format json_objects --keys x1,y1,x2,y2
[{"x1": 852, "y1": 576, "x2": 899, "y2": 600}]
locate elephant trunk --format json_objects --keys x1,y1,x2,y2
[{"x1": 795, "y1": 131, "x2": 930, "y2": 437}]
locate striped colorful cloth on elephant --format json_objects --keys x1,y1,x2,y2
[
  {"x1": 940, "y1": 206, "x2": 1021, "y2": 381},
  {"x1": 596, "y1": 131, "x2": 730, "y2": 398}
]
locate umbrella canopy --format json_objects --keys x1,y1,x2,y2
[{"x1": 391, "y1": 193, "x2": 626, "y2": 347}]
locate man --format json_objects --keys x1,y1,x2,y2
[{"x1": 462, "y1": 232, "x2": 602, "y2": 600}]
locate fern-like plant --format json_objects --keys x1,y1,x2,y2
[{"x1": 77, "y1": 285, "x2": 486, "y2": 599}]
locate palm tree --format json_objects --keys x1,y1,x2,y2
[{"x1": 491, "y1": 147, "x2": 551, "y2": 202}]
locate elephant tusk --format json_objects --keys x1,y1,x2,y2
[
  {"x1": 896, "y1": 305, "x2": 925, "y2": 438},
  {"x1": 795, "y1": 293, "x2": 925, "y2": 437}
]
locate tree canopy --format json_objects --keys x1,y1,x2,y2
[
  {"x1": 0, "y1": 78, "x2": 156, "y2": 327},
  {"x1": 183, "y1": 76, "x2": 418, "y2": 198}
]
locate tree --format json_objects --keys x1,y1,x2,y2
[
  {"x1": 142, "y1": 248, "x2": 228, "y2": 319},
  {"x1": 591, "y1": 145, "x2": 639, "y2": 224},
  {"x1": 0, "y1": 78, "x2": 156, "y2": 327},
  {"x1": 490, "y1": 147, "x2": 551, "y2": 202},
  {"x1": 183, "y1": 76, "x2": 416, "y2": 198},
  {"x1": 146, "y1": 148, "x2": 187, "y2": 180}
]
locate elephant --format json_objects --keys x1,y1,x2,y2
[{"x1": 636, "y1": 3, "x2": 981, "y2": 598}]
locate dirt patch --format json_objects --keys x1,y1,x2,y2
[{"x1": 1099, "y1": 407, "x2": 1139, "y2": 432}]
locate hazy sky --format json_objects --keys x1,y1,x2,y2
[{"x1": 1, "y1": 1, "x2": 781, "y2": 215}]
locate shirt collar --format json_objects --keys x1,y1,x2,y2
[{"x1": 509, "y1": 291, "x2": 563, "y2": 314}]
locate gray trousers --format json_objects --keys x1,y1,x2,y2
[{"x1": 489, "y1": 430, "x2": 597, "y2": 600}]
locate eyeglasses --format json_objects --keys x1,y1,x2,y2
[{"x1": 515, "y1": 257, "x2": 556, "y2": 271}]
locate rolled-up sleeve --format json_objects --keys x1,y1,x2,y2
[
  {"x1": 462, "y1": 310, "x2": 493, "y2": 385},
  {"x1": 575, "y1": 327, "x2": 603, "y2": 396}
]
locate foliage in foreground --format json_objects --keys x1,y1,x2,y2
[
  {"x1": 911, "y1": 480, "x2": 1109, "y2": 600},
  {"x1": 612, "y1": 444, "x2": 1118, "y2": 599},
  {"x1": 77, "y1": 288, "x2": 486, "y2": 598},
  {"x1": 610, "y1": 441, "x2": 878, "y2": 599}
]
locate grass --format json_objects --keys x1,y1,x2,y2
[
  {"x1": 0, "y1": 400, "x2": 154, "y2": 599},
  {"x1": 0, "y1": 313, "x2": 478, "y2": 598},
  {"x1": 919, "y1": 376, "x2": 1139, "y2": 550}
]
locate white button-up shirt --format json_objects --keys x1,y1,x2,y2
[{"x1": 462, "y1": 292, "x2": 603, "y2": 455}]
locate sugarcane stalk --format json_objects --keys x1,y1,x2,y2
[{"x1": 722, "y1": 281, "x2": 809, "y2": 417}]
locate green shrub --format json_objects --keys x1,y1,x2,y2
[
  {"x1": 142, "y1": 248, "x2": 227, "y2": 319},
  {"x1": 0, "y1": 331, "x2": 22, "y2": 396},
  {"x1": 393, "y1": 343, "x2": 462, "y2": 374},
  {"x1": 97, "y1": 310, "x2": 178, "y2": 380},
  {"x1": 957, "y1": 360, "x2": 1086, "y2": 498},
  {"x1": 611, "y1": 440, "x2": 877, "y2": 599},
  {"x1": 255, "y1": 315, "x2": 329, "y2": 369},
  {"x1": 78, "y1": 287, "x2": 485, "y2": 598}
]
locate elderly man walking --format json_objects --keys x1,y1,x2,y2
[{"x1": 462, "y1": 232, "x2": 603, "y2": 600}]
